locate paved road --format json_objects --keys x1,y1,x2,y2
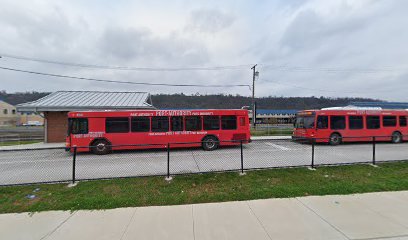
[{"x1": 0, "y1": 140, "x2": 407, "y2": 185}]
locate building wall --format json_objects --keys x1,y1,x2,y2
[
  {"x1": 44, "y1": 111, "x2": 68, "y2": 143},
  {"x1": 0, "y1": 101, "x2": 18, "y2": 126}
]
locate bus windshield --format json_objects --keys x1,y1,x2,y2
[
  {"x1": 295, "y1": 116, "x2": 315, "y2": 129},
  {"x1": 68, "y1": 118, "x2": 88, "y2": 135}
]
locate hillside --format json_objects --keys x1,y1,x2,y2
[
  {"x1": 151, "y1": 94, "x2": 381, "y2": 110},
  {"x1": 0, "y1": 91, "x2": 50, "y2": 105},
  {"x1": 0, "y1": 91, "x2": 381, "y2": 110}
]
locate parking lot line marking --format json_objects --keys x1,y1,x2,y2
[{"x1": 264, "y1": 142, "x2": 291, "y2": 150}]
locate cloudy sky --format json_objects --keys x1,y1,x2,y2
[{"x1": 1, "y1": 0, "x2": 408, "y2": 101}]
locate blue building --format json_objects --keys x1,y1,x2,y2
[{"x1": 250, "y1": 109, "x2": 298, "y2": 124}]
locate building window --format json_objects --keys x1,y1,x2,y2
[
  {"x1": 106, "y1": 117, "x2": 129, "y2": 133},
  {"x1": 3, "y1": 109, "x2": 8, "y2": 114},
  {"x1": 12, "y1": 110, "x2": 16, "y2": 114}
]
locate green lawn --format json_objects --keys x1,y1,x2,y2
[{"x1": 0, "y1": 162, "x2": 407, "y2": 214}]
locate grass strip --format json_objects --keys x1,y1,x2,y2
[
  {"x1": 0, "y1": 161, "x2": 407, "y2": 214},
  {"x1": 0, "y1": 141, "x2": 41, "y2": 146}
]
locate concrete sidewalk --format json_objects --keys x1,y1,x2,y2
[
  {"x1": 1, "y1": 191, "x2": 408, "y2": 240},
  {"x1": 0, "y1": 142, "x2": 65, "y2": 150}
]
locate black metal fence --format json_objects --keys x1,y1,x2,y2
[{"x1": 0, "y1": 136, "x2": 407, "y2": 186}]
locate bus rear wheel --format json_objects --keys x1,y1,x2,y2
[
  {"x1": 91, "y1": 139, "x2": 111, "y2": 155},
  {"x1": 329, "y1": 133, "x2": 342, "y2": 146},
  {"x1": 391, "y1": 132, "x2": 402, "y2": 143},
  {"x1": 202, "y1": 136, "x2": 219, "y2": 151}
]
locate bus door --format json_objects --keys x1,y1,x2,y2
[{"x1": 315, "y1": 115, "x2": 330, "y2": 140}]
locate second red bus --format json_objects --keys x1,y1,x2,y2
[{"x1": 292, "y1": 109, "x2": 408, "y2": 145}]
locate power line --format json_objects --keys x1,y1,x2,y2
[
  {"x1": 0, "y1": 66, "x2": 251, "y2": 89},
  {"x1": 0, "y1": 53, "x2": 252, "y2": 71},
  {"x1": 3, "y1": 53, "x2": 406, "y2": 73}
]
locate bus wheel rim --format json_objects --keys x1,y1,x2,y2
[
  {"x1": 97, "y1": 143, "x2": 106, "y2": 151},
  {"x1": 207, "y1": 140, "x2": 215, "y2": 148}
]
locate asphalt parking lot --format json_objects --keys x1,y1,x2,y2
[{"x1": 0, "y1": 140, "x2": 407, "y2": 185}]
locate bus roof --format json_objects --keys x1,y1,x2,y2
[
  {"x1": 68, "y1": 109, "x2": 248, "y2": 118},
  {"x1": 297, "y1": 109, "x2": 408, "y2": 116}
]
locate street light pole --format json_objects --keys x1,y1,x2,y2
[{"x1": 251, "y1": 64, "x2": 257, "y2": 128}]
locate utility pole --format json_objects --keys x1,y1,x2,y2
[{"x1": 251, "y1": 64, "x2": 258, "y2": 128}]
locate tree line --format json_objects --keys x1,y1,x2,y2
[{"x1": 0, "y1": 91, "x2": 381, "y2": 110}]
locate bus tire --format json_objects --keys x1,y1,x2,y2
[
  {"x1": 91, "y1": 139, "x2": 111, "y2": 155},
  {"x1": 391, "y1": 131, "x2": 402, "y2": 143},
  {"x1": 202, "y1": 136, "x2": 219, "y2": 151},
  {"x1": 329, "y1": 133, "x2": 342, "y2": 146}
]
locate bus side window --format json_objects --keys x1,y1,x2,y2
[
  {"x1": 366, "y1": 116, "x2": 380, "y2": 129},
  {"x1": 171, "y1": 116, "x2": 183, "y2": 131},
  {"x1": 221, "y1": 116, "x2": 237, "y2": 130},
  {"x1": 400, "y1": 116, "x2": 407, "y2": 127},
  {"x1": 383, "y1": 116, "x2": 397, "y2": 127},
  {"x1": 106, "y1": 117, "x2": 129, "y2": 133},
  {"x1": 131, "y1": 117, "x2": 150, "y2": 132},
  {"x1": 203, "y1": 116, "x2": 220, "y2": 130},
  {"x1": 317, "y1": 116, "x2": 328, "y2": 129},
  {"x1": 349, "y1": 116, "x2": 363, "y2": 130},
  {"x1": 330, "y1": 116, "x2": 345, "y2": 130},
  {"x1": 185, "y1": 116, "x2": 201, "y2": 131},
  {"x1": 151, "y1": 117, "x2": 169, "y2": 132}
]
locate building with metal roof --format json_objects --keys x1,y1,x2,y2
[
  {"x1": 16, "y1": 91, "x2": 154, "y2": 143},
  {"x1": 17, "y1": 91, "x2": 154, "y2": 112}
]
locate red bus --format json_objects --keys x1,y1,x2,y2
[
  {"x1": 292, "y1": 108, "x2": 408, "y2": 145},
  {"x1": 66, "y1": 109, "x2": 251, "y2": 154}
]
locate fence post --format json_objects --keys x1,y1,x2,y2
[
  {"x1": 68, "y1": 147, "x2": 77, "y2": 187},
  {"x1": 308, "y1": 138, "x2": 316, "y2": 171},
  {"x1": 372, "y1": 136, "x2": 376, "y2": 165},
  {"x1": 165, "y1": 143, "x2": 172, "y2": 181},
  {"x1": 240, "y1": 140, "x2": 245, "y2": 175}
]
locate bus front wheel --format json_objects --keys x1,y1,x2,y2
[
  {"x1": 91, "y1": 139, "x2": 111, "y2": 155},
  {"x1": 202, "y1": 136, "x2": 219, "y2": 151},
  {"x1": 391, "y1": 132, "x2": 402, "y2": 143},
  {"x1": 329, "y1": 133, "x2": 342, "y2": 146}
]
